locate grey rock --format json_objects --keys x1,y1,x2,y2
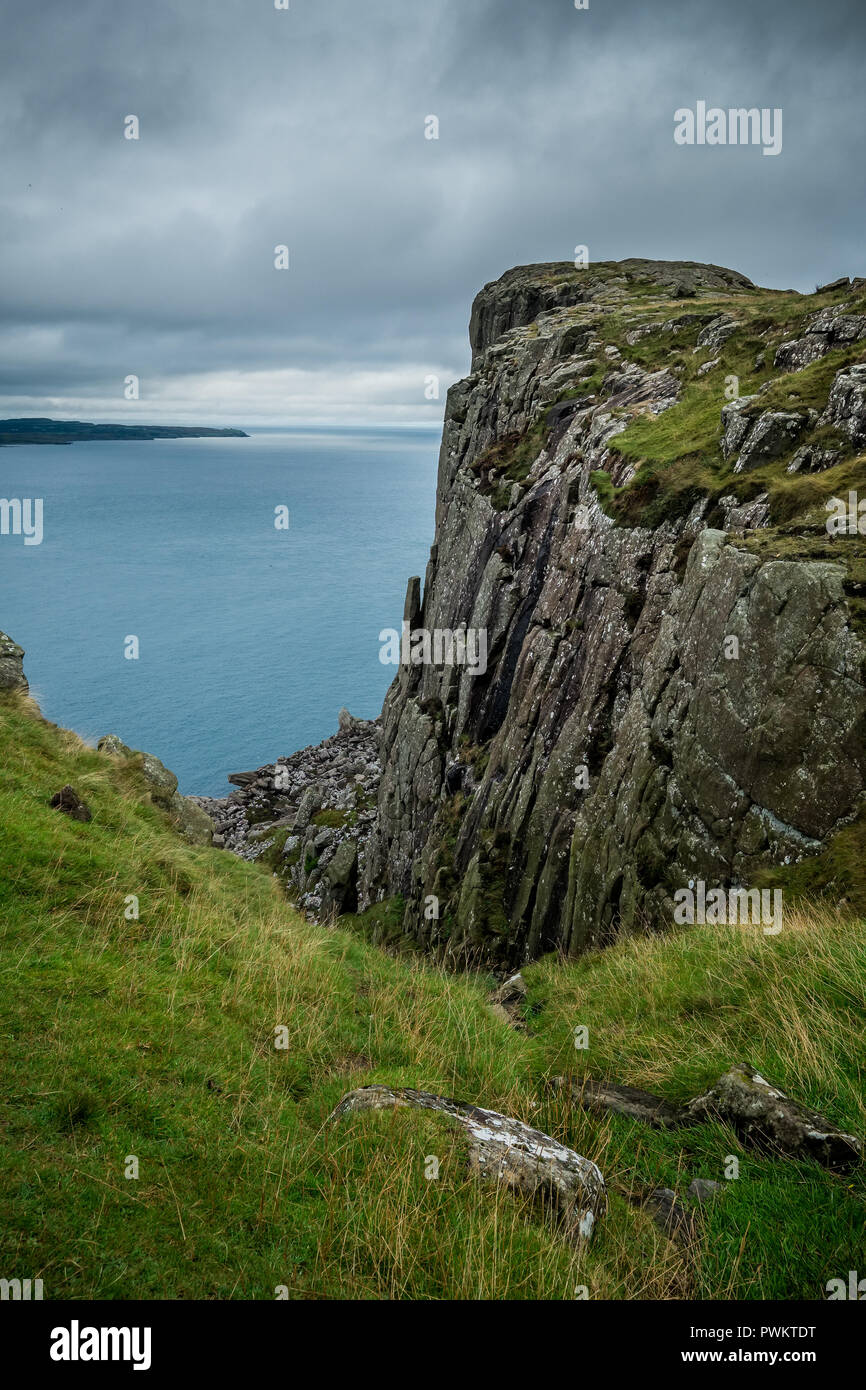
[
  {"x1": 696, "y1": 315, "x2": 738, "y2": 352},
  {"x1": 488, "y1": 971, "x2": 528, "y2": 1029},
  {"x1": 821, "y1": 362, "x2": 866, "y2": 447},
  {"x1": 97, "y1": 734, "x2": 133, "y2": 758},
  {"x1": 320, "y1": 837, "x2": 359, "y2": 916},
  {"x1": 815, "y1": 276, "x2": 850, "y2": 295},
  {"x1": 468, "y1": 260, "x2": 752, "y2": 367},
  {"x1": 646, "y1": 1188, "x2": 695, "y2": 1244},
  {"x1": 774, "y1": 309, "x2": 866, "y2": 372},
  {"x1": 330, "y1": 1084, "x2": 607, "y2": 1242},
  {"x1": 353, "y1": 262, "x2": 866, "y2": 965},
  {"x1": 687, "y1": 1178, "x2": 724, "y2": 1204},
  {"x1": 98, "y1": 736, "x2": 212, "y2": 845},
  {"x1": 554, "y1": 1077, "x2": 683, "y2": 1129},
  {"x1": 0, "y1": 630, "x2": 28, "y2": 692},
  {"x1": 167, "y1": 791, "x2": 214, "y2": 847},
  {"x1": 733, "y1": 411, "x2": 807, "y2": 473},
  {"x1": 684, "y1": 1064, "x2": 862, "y2": 1169},
  {"x1": 50, "y1": 785, "x2": 92, "y2": 823},
  {"x1": 559, "y1": 1064, "x2": 861, "y2": 1170},
  {"x1": 214, "y1": 261, "x2": 866, "y2": 965},
  {"x1": 203, "y1": 711, "x2": 381, "y2": 914},
  {"x1": 135, "y1": 751, "x2": 179, "y2": 804},
  {"x1": 773, "y1": 335, "x2": 831, "y2": 371},
  {"x1": 786, "y1": 445, "x2": 841, "y2": 475},
  {"x1": 718, "y1": 493, "x2": 770, "y2": 530},
  {"x1": 294, "y1": 786, "x2": 320, "y2": 830},
  {"x1": 720, "y1": 396, "x2": 758, "y2": 457}
]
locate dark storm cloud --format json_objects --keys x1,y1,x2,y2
[{"x1": 1, "y1": 0, "x2": 864, "y2": 422}]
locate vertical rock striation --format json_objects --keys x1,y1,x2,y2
[{"x1": 356, "y1": 260, "x2": 866, "y2": 963}]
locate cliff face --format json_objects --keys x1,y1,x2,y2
[{"x1": 358, "y1": 259, "x2": 866, "y2": 963}]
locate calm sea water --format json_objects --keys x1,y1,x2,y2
[{"x1": 0, "y1": 428, "x2": 440, "y2": 795}]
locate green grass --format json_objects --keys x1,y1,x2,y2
[
  {"x1": 1, "y1": 691, "x2": 864, "y2": 1300},
  {"x1": 585, "y1": 281, "x2": 866, "y2": 532},
  {"x1": 525, "y1": 907, "x2": 866, "y2": 1299}
]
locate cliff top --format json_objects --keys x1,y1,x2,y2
[{"x1": 468, "y1": 258, "x2": 858, "y2": 363}]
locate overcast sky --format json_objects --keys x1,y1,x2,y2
[{"x1": 1, "y1": 0, "x2": 863, "y2": 426}]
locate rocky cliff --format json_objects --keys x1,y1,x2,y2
[{"x1": 214, "y1": 259, "x2": 866, "y2": 965}]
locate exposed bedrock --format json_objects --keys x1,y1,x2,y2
[{"x1": 354, "y1": 261, "x2": 866, "y2": 964}]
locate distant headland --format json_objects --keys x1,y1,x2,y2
[{"x1": 0, "y1": 418, "x2": 248, "y2": 446}]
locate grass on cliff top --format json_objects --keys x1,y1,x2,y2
[
  {"x1": 588, "y1": 281, "x2": 866, "y2": 532},
  {"x1": 1, "y1": 690, "x2": 864, "y2": 1300}
]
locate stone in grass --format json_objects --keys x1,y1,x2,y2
[
  {"x1": 98, "y1": 735, "x2": 212, "y2": 846},
  {"x1": 488, "y1": 971, "x2": 528, "y2": 1029},
  {"x1": 50, "y1": 785, "x2": 92, "y2": 823},
  {"x1": 330, "y1": 1084, "x2": 606, "y2": 1242},
  {"x1": 646, "y1": 1188, "x2": 696, "y2": 1245},
  {"x1": 558, "y1": 1064, "x2": 861, "y2": 1171},
  {"x1": 0, "y1": 630, "x2": 29, "y2": 692},
  {"x1": 683, "y1": 1065, "x2": 862, "y2": 1170},
  {"x1": 687, "y1": 1177, "x2": 724, "y2": 1204},
  {"x1": 645, "y1": 1180, "x2": 724, "y2": 1245}
]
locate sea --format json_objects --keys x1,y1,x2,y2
[{"x1": 0, "y1": 427, "x2": 440, "y2": 795}]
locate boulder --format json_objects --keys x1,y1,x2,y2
[
  {"x1": 696, "y1": 314, "x2": 738, "y2": 352},
  {"x1": 786, "y1": 444, "x2": 841, "y2": 474},
  {"x1": 732, "y1": 410, "x2": 807, "y2": 472},
  {"x1": 97, "y1": 734, "x2": 133, "y2": 758},
  {"x1": 821, "y1": 362, "x2": 866, "y2": 447},
  {"x1": 720, "y1": 396, "x2": 758, "y2": 457},
  {"x1": 167, "y1": 791, "x2": 214, "y2": 847},
  {"x1": 773, "y1": 335, "x2": 831, "y2": 371},
  {"x1": 718, "y1": 493, "x2": 770, "y2": 530},
  {"x1": 557, "y1": 1064, "x2": 861, "y2": 1170},
  {"x1": 645, "y1": 1178, "x2": 724, "y2": 1245},
  {"x1": 50, "y1": 785, "x2": 92, "y2": 823},
  {"x1": 687, "y1": 1177, "x2": 724, "y2": 1204},
  {"x1": 226, "y1": 770, "x2": 258, "y2": 788},
  {"x1": 774, "y1": 310, "x2": 866, "y2": 372},
  {"x1": 294, "y1": 785, "x2": 320, "y2": 831},
  {"x1": 645, "y1": 1188, "x2": 695, "y2": 1244},
  {"x1": 683, "y1": 1064, "x2": 862, "y2": 1169},
  {"x1": 98, "y1": 735, "x2": 212, "y2": 846},
  {"x1": 0, "y1": 630, "x2": 28, "y2": 692},
  {"x1": 696, "y1": 356, "x2": 721, "y2": 377},
  {"x1": 330, "y1": 1084, "x2": 607, "y2": 1242},
  {"x1": 134, "y1": 751, "x2": 179, "y2": 805},
  {"x1": 488, "y1": 971, "x2": 528, "y2": 1029},
  {"x1": 556, "y1": 1076, "x2": 683, "y2": 1129}
]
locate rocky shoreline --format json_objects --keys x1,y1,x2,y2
[{"x1": 193, "y1": 708, "x2": 381, "y2": 920}]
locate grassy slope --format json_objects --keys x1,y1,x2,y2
[{"x1": 1, "y1": 692, "x2": 864, "y2": 1300}]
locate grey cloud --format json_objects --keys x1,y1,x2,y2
[{"x1": 1, "y1": 0, "x2": 863, "y2": 420}]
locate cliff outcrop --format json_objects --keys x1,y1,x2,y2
[
  {"x1": 212, "y1": 259, "x2": 866, "y2": 965},
  {"x1": 360, "y1": 260, "x2": 866, "y2": 963}
]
